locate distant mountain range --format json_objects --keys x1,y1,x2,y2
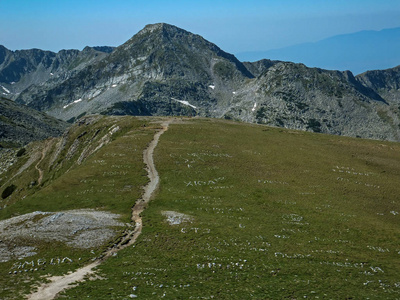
[
  {"x1": 237, "y1": 27, "x2": 400, "y2": 75},
  {"x1": 1, "y1": 23, "x2": 400, "y2": 142}
]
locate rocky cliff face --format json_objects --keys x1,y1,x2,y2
[{"x1": 2, "y1": 23, "x2": 400, "y2": 141}]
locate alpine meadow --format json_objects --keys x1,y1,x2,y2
[{"x1": 0, "y1": 21, "x2": 400, "y2": 300}]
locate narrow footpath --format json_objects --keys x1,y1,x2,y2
[
  {"x1": 34, "y1": 139, "x2": 54, "y2": 186},
  {"x1": 27, "y1": 119, "x2": 171, "y2": 300}
]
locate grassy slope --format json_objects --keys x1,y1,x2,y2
[
  {"x1": 1, "y1": 117, "x2": 400, "y2": 299},
  {"x1": 0, "y1": 116, "x2": 157, "y2": 299},
  {"x1": 62, "y1": 118, "x2": 400, "y2": 299}
]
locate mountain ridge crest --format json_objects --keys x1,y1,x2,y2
[{"x1": 0, "y1": 23, "x2": 400, "y2": 142}]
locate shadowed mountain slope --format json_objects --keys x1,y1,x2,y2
[
  {"x1": 356, "y1": 65, "x2": 400, "y2": 103},
  {"x1": 0, "y1": 97, "x2": 68, "y2": 148}
]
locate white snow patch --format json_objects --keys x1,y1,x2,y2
[
  {"x1": 112, "y1": 84, "x2": 117, "y2": 88},
  {"x1": 11, "y1": 82, "x2": 15, "y2": 85},
  {"x1": 232, "y1": 91, "x2": 237, "y2": 95},
  {"x1": 50, "y1": 73, "x2": 54, "y2": 76},
  {"x1": 251, "y1": 102, "x2": 257, "y2": 112},
  {"x1": 171, "y1": 98, "x2": 197, "y2": 109},
  {"x1": 209, "y1": 85, "x2": 215, "y2": 90},
  {"x1": 63, "y1": 98, "x2": 82, "y2": 109},
  {"x1": 1, "y1": 86, "x2": 10, "y2": 94}
]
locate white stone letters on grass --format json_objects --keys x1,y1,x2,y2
[
  {"x1": 258, "y1": 179, "x2": 289, "y2": 185},
  {"x1": 274, "y1": 252, "x2": 312, "y2": 259},
  {"x1": 185, "y1": 177, "x2": 225, "y2": 187},
  {"x1": 180, "y1": 227, "x2": 211, "y2": 234},
  {"x1": 10, "y1": 257, "x2": 74, "y2": 274},
  {"x1": 333, "y1": 166, "x2": 380, "y2": 189},
  {"x1": 367, "y1": 245, "x2": 390, "y2": 253},
  {"x1": 332, "y1": 166, "x2": 373, "y2": 176}
]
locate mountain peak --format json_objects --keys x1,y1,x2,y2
[
  {"x1": 122, "y1": 23, "x2": 192, "y2": 49},
  {"x1": 5, "y1": 24, "x2": 400, "y2": 142},
  {"x1": 137, "y1": 23, "x2": 184, "y2": 36},
  {"x1": 116, "y1": 22, "x2": 253, "y2": 81}
]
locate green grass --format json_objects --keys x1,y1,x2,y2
[
  {"x1": 63, "y1": 118, "x2": 400, "y2": 299},
  {"x1": 1, "y1": 117, "x2": 400, "y2": 299},
  {"x1": 0, "y1": 116, "x2": 158, "y2": 299}
]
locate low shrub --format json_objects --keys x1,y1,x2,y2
[{"x1": 1, "y1": 184, "x2": 17, "y2": 199}]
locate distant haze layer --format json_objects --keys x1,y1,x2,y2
[{"x1": 237, "y1": 27, "x2": 400, "y2": 75}]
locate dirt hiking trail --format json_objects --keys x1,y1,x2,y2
[
  {"x1": 35, "y1": 139, "x2": 55, "y2": 186},
  {"x1": 27, "y1": 119, "x2": 171, "y2": 300}
]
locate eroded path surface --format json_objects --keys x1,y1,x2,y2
[
  {"x1": 27, "y1": 119, "x2": 171, "y2": 300},
  {"x1": 35, "y1": 138, "x2": 55, "y2": 186}
]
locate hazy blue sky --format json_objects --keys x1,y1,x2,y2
[{"x1": 1, "y1": 0, "x2": 400, "y2": 54}]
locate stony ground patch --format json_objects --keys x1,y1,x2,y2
[{"x1": 0, "y1": 209, "x2": 125, "y2": 262}]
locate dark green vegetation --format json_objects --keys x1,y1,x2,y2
[
  {"x1": 1, "y1": 116, "x2": 400, "y2": 299},
  {"x1": 1, "y1": 184, "x2": 16, "y2": 199}
]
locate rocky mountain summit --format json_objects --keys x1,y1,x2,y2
[
  {"x1": 1, "y1": 23, "x2": 400, "y2": 141},
  {"x1": 12, "y1": 23, "x2": 254, "y2": 122}
]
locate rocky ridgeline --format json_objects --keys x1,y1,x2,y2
[
  {"x1": 225, "y1": 62, "x2": 399, "y2": 141},
  {"x1": 1, "y1": 23, "x2": 400, "y2": 141},
  {"x1": 0, "y1": 45, "x2": 113, "y2": 97}
]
